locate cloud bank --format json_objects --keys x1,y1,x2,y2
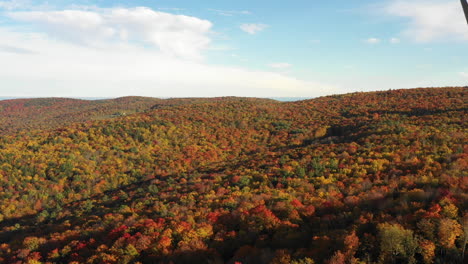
[
  {"x1": 0, "y1": 7, "x2": 339, "y2": 98},
  {"x1": 7, "y1": 7, "x2": 213, "y2": 60},
  {"x1": 385, "y1": 0, "x2": 468, "y2": 42}
]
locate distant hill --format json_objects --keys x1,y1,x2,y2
[
  {"x1": 0, "y1": 87, "x2": 466, "y2": 264},
  {"x1": 0, "y1": 96, "x2": 278, "y2": 134},
  {"x1": 0, "y1": 96, "x2": 163, "y2": 134}
]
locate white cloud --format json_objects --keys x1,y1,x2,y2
[
  {"x1": 365, "y1": 37, "x2": 381, "y2": 44},
  {"x1": 0, "y1": 44, "x2": 35, "y2": 54},
  {"x1": 268, "y1": 63, "x2": 292, "y2": 69},
  {"x1": 385, "y1": 0, "x2": 468, "y2": 42},
  {"x1": 390, "y1": 37, "x2": 400, "y2": 44},
  {"x1": 460, "y1": 72, "x2": 468, "y2": 78},
  {"x1": 240, "y1": 23, "x2": 268, "y2": 34},
  {"x1": 7, "y1": 7, "x2": 213, "y2": 60},
  {"x1": 0, "y1": 27, "x2": 340, "y2": 97},
  {"x1": 208, "y1": 9, "x2": 251, "y2": 16}
]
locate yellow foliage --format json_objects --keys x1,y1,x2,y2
[
  {"x1": 197, "y1": 223, "x2": 214, "y2": 238},
  {"x1": 26, "y1": 260, "x2": 42, "y2": 264},
  {"x1": 440, "y1": 201, "x2": 459, "y2": 219},
  {"x1": 438, "y1": 218, "x2": 462, "y2": 248},
  {"x1": 419, "y1": 240, "x2": 435, "y2": 264}
]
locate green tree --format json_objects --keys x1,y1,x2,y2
[{"x1": 377, "y1": 223, "x2": 418, "y2": 264}]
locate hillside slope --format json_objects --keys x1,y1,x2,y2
[
  {"x1": 0, "y1": 97, "x2": 277, "y2": 134},
  {"x1": 0, "y1": 97, "x2": 162, "y2": 134},
  {"x1": 0, "y1": 87, "x2": 466, "y2": 264}
]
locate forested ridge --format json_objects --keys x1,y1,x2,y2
[
  {"x1": 0, "y1": 97, "x2": 163, "y2": 134},
  {"x1": 0, "y1": 87, "x2": 466, "y2": 264}
]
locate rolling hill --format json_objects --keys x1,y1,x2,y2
[
  {"x1": 0, "y1": 87, "x2": 466, "y2": 264},
  {"x1": 0, "y1": 97, "x2": 162, "y2": 134}
]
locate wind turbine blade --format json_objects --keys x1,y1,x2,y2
[{"x1": 462, "y1": 0, "x2": 468, "y2": 25}]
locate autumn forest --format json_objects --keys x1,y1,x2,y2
[{"x1": 0, "y1": 87, "x2": 466, "y2": 264}]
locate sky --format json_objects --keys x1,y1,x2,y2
[{"x1": 0, "y1": 0, "x2": 467, "y2": 98}]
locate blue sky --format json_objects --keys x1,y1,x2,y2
[{"x1": 0, "y1": 0, "x2": 467, "y2": 97}]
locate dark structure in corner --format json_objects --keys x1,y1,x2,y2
[{"x1": 462, "y1": 0, "x2": 468, "y2": 25}]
